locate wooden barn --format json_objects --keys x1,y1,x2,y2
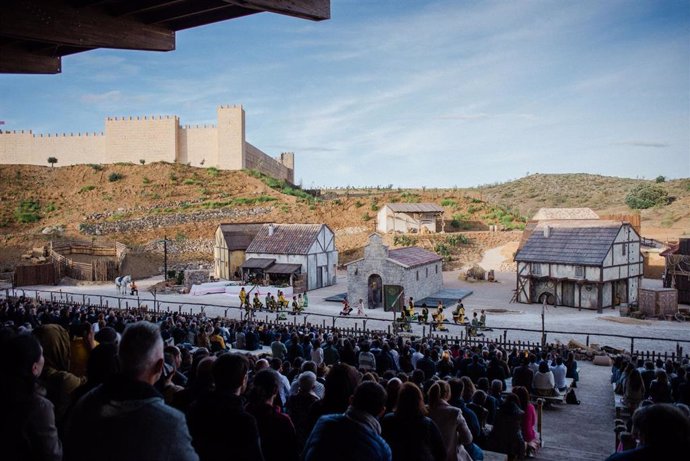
[
  {"x1": 347, "y1": 234, "x2": 443, "y2": 311},
  {"x1": 213, "y1": 223, "x2": 264, "y2": 280},
  {"x1": 661, "y1": 238, "x2": 690, "y2": 304},
  {"x1": 244, "y1": 223, "x2": 338, "y2": 292},
  {"x1": 514, "y1": 220, "x2": 643, "y2": 310},
  {"x1": 376, "y1": 203, "x2": 444, "y2": 234}
]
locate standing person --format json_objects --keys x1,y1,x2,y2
[
  {"x1": 187, "y1": 353, "x2": 263, "y2": 461},
  {"x1": 381, "y1": 382, "x2": 446, "y2": 461},
  {"x1": 0, "y1": 334, "x2": 62, "y2": 461},
  {"x1": 357, "y1": 298, "x2": 367, "y2": 316},
  {"x1": 245, "y1": 369, "x2": 299, "y2": 461},
  {"x1": 239, "y1": 287, "x2": 247, "y2": 308},
  {"x1": 66, "y1": 321, "x2": 199, "y2": 461},
  {"x1": 479, "y1": 310, "x2": 486, "y2": 328},
  {"x1": 303, "y1": 381, "x2": 391, "y2": 461},
  {"x1": 427, "y1": 380, "x2": 474, "y2": 461},
  {"x1": 298, "y1": 294, "x2": 305, "y2": 311}
]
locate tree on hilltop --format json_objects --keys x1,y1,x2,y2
[
  {"x1": 47, "y1": 156, "x2": 58, "y2": 168},
  {"x1": 625, "y1": 184, "x2": 668, "y2": 209}
]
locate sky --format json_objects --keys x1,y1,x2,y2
[{"x1": 1, "y1": 0, "x2": 689, "y2": 188}]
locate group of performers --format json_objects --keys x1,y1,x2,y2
[
  {"x1": 395, "y1": 297, "x2": 488, "y2": 335},
  {"x1": 340, "y1": 297, "x2": 367, "y2": 316},
  {"x1": 238, "y1": 287, "x2": 307, "y2": 320}
]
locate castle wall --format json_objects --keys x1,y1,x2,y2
[
  {"x1": 0, "y1": 106, "x2": 294, "y2": 182},
  {"x1": 245, "y1": 143, "x2": 293, "y2": 183},
  {"x1": 105, "y1": 116, "x2": 178, "y2": 164},
  {"x1": 0, "y1": 130, "x2": 106, "y2": 165},
  {"x1": 178, "y1": 125, "x2": 217, "y2": 167}
]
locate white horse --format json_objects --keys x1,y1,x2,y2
[{"x1": 115, "y1": 275, "x2": 132, "y2": 295}]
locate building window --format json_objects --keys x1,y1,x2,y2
[
  {"x1": 532, "y1": 263, "x2": 541, "y2": 275},
  {"x1": 622, "y1": 244, "x2": 627, "y2": 256},
  {"x1": 575, "y1": 266, "x2": 584, "y2": 277},
  {"x1": 436, "y1": 265, "x2": 439, "y2": 274},
  {"x1": 426, "y1": 267, "x2": 429, "y2": 277}
]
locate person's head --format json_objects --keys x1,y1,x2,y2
[
  {"x1": 118, "y1": 321, "x2": 164, "y2": 384},
  {"x1": 460, "y1": 376, "x2": 475, "y2": 402},
  {"x1": 301, "y1": 360, "x2": 317, "y2": 374},
  {"x1": 428, "y1": 380, "x2": 451, "y2": 408},
  {"x1": 0, "y1": 333, "x2": 44, "y2": 397},
  {"x1": 512, "y1": 386, "x2": 530, "y2": 410},
  {"x1": 654, "y1": 370, "x2": 669, "y2": 384},
  {"x1": 491, "y1": 379, "x2": 503, "y2": 395},
  {"x1": 477, "y1": 377, "x2": 489, "y2": 392},
  {"x1": 249, "y1": 368, "x2": 280, "y2": 405},
  {"x1": 255, "y1": 358, "x2": 269, "y2": 372},
  {"x1": 628, "y1": 369, "x2": 644, "y2": 390},
  {"x1": 538, "y1": 361, "x2": 550, "y2": 374},
  {"x1": 351, "y1": 381, "x2": 387, "y2": 418},
  {"x1": 448, "y1": 378, "x2": 464, "y2": 402},
  {"x1": 632, "y1": 403, "x2": 690, "y2": 448},
  {"x1": 501, "y1": 392, "x2": 521, "y2": 411},
  {"x1": 87, "y1": 343, "x2": 119, "y2": 385},
  {"x1": 298, "y1": 371, "x2": 317, "y2": 394},
  {"x1": 213, "y1": 353, "x2": 249, "y2": 393},
  {"x1": 472, "y1": 389, "x2": 487, "y2": 406},
  {"x1": 395, "y1": 382, "x2": 427, "y2": 418},
  {"x1": 323, "y1": 363, "x2": 361, "y2": 408}
]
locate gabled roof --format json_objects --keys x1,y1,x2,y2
[
  {"x1": 246, "y1": 224, "x2": 324, "y2": 255},
  {"x1": 515, "y1": 220, "x2": 624, "y2": 266},
  {"x1": 218, "y1": 223, "x2": 265, "y2": 250},
  {"x1": 388, "y1": 247, "x2": 442, "y2": 268},
  {"x1": 532, "y1": 208, "x2": 599, "y2": 220},
  {"x1": 385, "y1": 203, "x2": 444, "y2": 213},
  {"x1": 240, "y1": 258, "x2": 275, "y2": 269}
]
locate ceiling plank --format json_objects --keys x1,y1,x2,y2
[
  {"x1": 0, "y1": 46, "x2": 61, "y2": 74},
  {"x1": 0, "y1": 0, "x2": 175, "y2": 51},
  {"x1": 223, "y1": 0, "x2": 330, "y2": 21}
]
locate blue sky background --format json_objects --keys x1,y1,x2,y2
[{"x1": 1, "y1": 0, "x2": 688, "y2": 188}]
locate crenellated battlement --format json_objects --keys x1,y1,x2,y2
[{"x1": 0, "y1": 105, "x2": 294, "y2": 183}]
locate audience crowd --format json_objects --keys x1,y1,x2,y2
[{"x1": 1, "y1": 295, "x2": 689, "y2": 461}]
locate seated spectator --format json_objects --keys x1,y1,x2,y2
[
  {"x1": 286, "y1": 371, "x2": 320, "y2": 449},
  {"x1": 448, "y1": 378, "x2": 483, "y2": 461},
  {"x1": 209, "y1": 327, "x2": 227, "y2": 352},
  {"x1": 550, "y1": 356, "x2": 568, "y2": 392},
  {"x1": 605, "y1": 403, "x2": 690, "y2": 460},
  {"x1": 308, "y1": 363, "x2": 361, "y2": 433},
  {"x1": 513, "y1": 386, "x2": 539, "y2": 456},
  {"x1": 565, "y1": 352, "x2": 579, "y2": 386},
  {"x1": 385, "y1": 377, "x2": 403, "y2": 413},
  {"x1": 0, "y1": 333, "x2": 62, "y2": 461},
  {"x1": 486, "y1": 394, "x2": 526, "y2": 459},
  {"x1": 476, "y1": 378, "x2": 497, "y2": 424},
  {"x1": 246, "y1": 369, "x2": 299, "y2": 461},
  {"x1": 512, "y1": 356, "x2": 534, "y2": 394},
  {"x1": 648, "y1": 370, "x2": 673, "y2": 403},
  {"x1": 622, "y1": 369, "x2": 645, "y2": 413},
  {"x1": 532, "y1": 361, "x2": 557, "y2": 396},
  {"x1": 187, "y1": 353, "x2": 262, "y2": 461},
  {"x1": 427, "y1": 380, "x2": 473, "y2": 461},
  {"x1": 34, "y1": 323, "x2": 87, "y2": 431},
  {"x1": 303, "y1": 381, "x2": 392, "y2": 461},
  {"x1": 467, "y1": 390, "x2": 489, "y2": 431},
  {"x1": 65, "y1": 321, "x2": 198, "y2": 461},
  {"x1": 640, "y1": 361, "x2": 656, "y2": 398},
  {"x1": 381, "y1": 382, "x2": 446, "y2": 461},
  {"x1": 358, "y1": 342, "x2": 377, "y2": 372}
]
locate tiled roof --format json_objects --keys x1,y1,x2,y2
[
  {"x1": 532, "y1": 208, "x2": 599, "y2": 220},
  {"x1": 219, "y1": 223, "x2": 265, "y2": 250},
  {"x1": 386, "y1": 203, "x2": 444, "y2": 213},
  {"x1": 246, "y1": 224, "x2": 323, "y2": 255},
  {"x1": 388, "y1": 247, "x2": 442, "y2": 268},
  {"x1": 515, "y1": 221, "x2": 623, "y2": 265}
]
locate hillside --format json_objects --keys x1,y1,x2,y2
[{"x1": 1, "y1": 166, "x2": 688, "y2": 274}]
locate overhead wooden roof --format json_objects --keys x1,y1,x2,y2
[{"x1": 0, "y1": 0, "x2": 330, "y2": 74}]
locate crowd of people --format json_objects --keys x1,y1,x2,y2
[{"x1": 1, "y1": 294, "x2": 689, "y2": 461}]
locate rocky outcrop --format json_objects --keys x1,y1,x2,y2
[{"x1": 78, "y1": 206, "x2": 272, "y2": 235}]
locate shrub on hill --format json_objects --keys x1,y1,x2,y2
[
  {"x1": 625, "y1": 184, "x2": 668, "y2": 209},
  {"x1": 15, "y1": 200, "x2": 41, "y2": 223}
]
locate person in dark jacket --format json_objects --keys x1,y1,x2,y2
[
  {"x1": 308, "y1": 363, "x2": 361, "y2": 432},
  {"x1": 187, "y1": 353, "x2": 263, "y2": 461},
  {"x1": 512, "y1": 356, "x2": 534, "y2": 394},
  {"x1": 0, "y1": 333, "x2": 62, "y2": 461},
  {"x1": 303, "y1": 381, "x2": 391, "y2": 461},
  {"x1": 605, "y1": 403, "x2": 690, "y2": 461},
  {"x1": 486, "y1": 394, "x2": 525, "y2": 459},
  {"x1": 65, "y1": 321, "x2": 199, "y2": 461},
  {"x1": 245, "y1": 369, "x2": 299, "y2": 461},
  {"x1": 381, "y1": 382, "x2": 445, "y2": 461}
]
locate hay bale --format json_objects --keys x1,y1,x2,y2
[
  {"x1": 467, "y1": 265, "x2": 486, "y2": 280},
  {"x1": 593, "y1": 355, "x2": 612, "y2": 366}
]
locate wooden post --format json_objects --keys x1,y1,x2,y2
[
  {"x1": 630, "y1": 338, "x2": 634, "y2": 355},
  {"x1": 118, "y1": 297, "x2": 121, "y2": 309},
  {"x1": 503, "y1": 330, "x2": 507, "y2": 344},
  {"x1": 537, "y1": 398, "x2": 544, "y2": 447},
  {"x1": 50, "y1": 292, "x2": 54, "y2": 302},
  {"x1": 82, "y1": 294, "x2": 86, "y2": 305}
]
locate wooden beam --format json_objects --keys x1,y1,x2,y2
[
  {"x1": 223, "y1": 0, "x2": 330, "y2": 21},
  {"x1": 0, "y1": 45, "x2": 62, "y2": 74},
  {"x1": 0, "y1": 0, "x2": 175, "y2": 51}
]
